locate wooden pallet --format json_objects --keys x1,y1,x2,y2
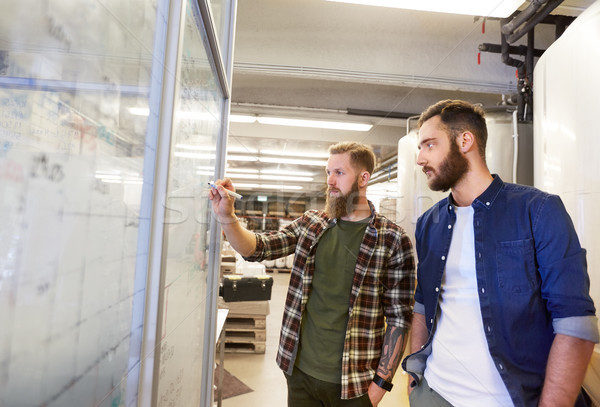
[
  {"x1": 226, "y1": 314, "x2": 266, "y2": 329},
  {"x1": 223, "y1": 341, "x2": 266, "y2": 354},
  {"x1": 225, "y1": 327, "x2": 267, "y2": 342},
  {"x1": 265, "y1": 267, "x2": 291, "y2": 274},
  {"x1": 223, "y1": 314, "x2": 267, "y2": 354}
]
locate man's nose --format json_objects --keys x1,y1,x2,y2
[{"x1": 416, "y1": 150, "x2": 426, "y2": 167}]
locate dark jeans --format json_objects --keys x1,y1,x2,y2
[
  {"x1": 285, "y1": 367, "x2": 373, "y2": 407},
  {"x1": 409, "y1": 376, "x2": 453, "y2": 407}
]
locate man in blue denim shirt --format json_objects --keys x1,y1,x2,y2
[{"x1": 402, "y1": 100, "x2": 598, "y2": 407}]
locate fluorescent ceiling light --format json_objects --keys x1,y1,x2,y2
[
  {"x1": 260, "y1": 175, "x2": 313, "y2": 182},
  {"x1": 326, "y1": 0, "x2": 524, "y2": 18},
  {"x1": 233, "y1": 183, "x2": 304, "y2": 191},
  {"x1": 128, "y1": 107, "x2": 218, "y2": 121},
  {"x1": 178, "y1": 144, "x2": 258, "y2": 154},
  {"x1": 226, "y1": 167, "x2": 260, "y2": 173},
  {"x1": 226, "y1": 173, "x2": 263, "y2": 180},
  {"x1": 260, "y1": 184, "x2": 304, "y2": 190},
  {"x1": 95, "y1": 174, "x2": 121, "y2": 180},
  {"x1": 232, "y1": 183, "x2": 260, "y2": 189},
  {"x1": 226, "y1": 173, "x2": 314, "y2": 182},
  {"x1": 230, "y1": 114, "x2": 257, "y2": 123},
  {"x1": 260, "y1": 149, "x2": 330, "y2": 159},
  {"x1": 261, "y1": 169, "x2": 315, "y2": 176},
  {"x1": 177, "y1": 144, "x2": 215, "y2": 151},
  {"x1": 259, "y1": 156, "x2": 328, "y2": 166},
  {"x1": 175, "y1": 151, "x2": 215, "y2": 160},
  {"x1": 176, "y1": 111, "x2": 217, "y2": 120},
  {"x1": 227, "y1": 155, "x2": 259, "y2": 162},
  {"x1": 135, "y1": 109, "x2": 371, "y2": 131},
  {"x1": 228, "y1": 145, "x2": 259, "y2": 154},
  {"x1": 129, "y1": 107, "x2": 149, "y2": 116},
  {"x1": 257, "y1": 116, "x2": 372, "y2": 132}
]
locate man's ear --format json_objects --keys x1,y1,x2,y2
[
  {"x1": 359, "y1": 171, "x2": 370, "y2": 187},
  {"x1": 458, "y1": 131, "x2": 475, "y2": 153}
]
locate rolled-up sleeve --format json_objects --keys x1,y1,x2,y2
[{"x1": 553, "y1": 316, "x2": 599, "y2": 343}]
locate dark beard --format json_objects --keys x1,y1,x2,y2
[
  {"x1": 426, "y1": 139, "x2": 469, "y2": 192},
  {"x1": 325, "y1": 178, "x2": 360, "y2": 219}
]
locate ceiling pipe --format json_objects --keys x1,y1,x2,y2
[
  {"x1": 501, "y1": 0, "x2": 549, "y2": 37},
  {"x1": 484, "y1": 0, "x2": 572, "y2": 121},
  {"x1": 505, "y1": 0, "x2": 566, "y2": 43},
  {"x1": 405, "y1": 115, "x2": 421, "y2": 136},
  {"x1": 346, "y1": 108, "x2": 418, "y2": 120},
  {"x1": 478, "y1": 42, "x2": 544, "y2": 58},
  {"x1": 368, "y1": 166, "x2": 398, "y2": 186}
]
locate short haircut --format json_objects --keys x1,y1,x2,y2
[
  {"x1": 418, "y1": 99, "x2": 488, "y2": 159},
  {"x1": 328, "y1": 141, "x2": 376, "y2": 175}
]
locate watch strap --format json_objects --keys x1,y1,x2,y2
[{"x1": 373, "y1": 373, "x2": 393, "y2": 391}]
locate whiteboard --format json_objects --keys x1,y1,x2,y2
[
  {"x1": 0, "y1": 0, "x2": 231, "y2": 405},
  {"x1": 151, "y1": 1, "x2": 224, "y2": 406},
  {"x1": 0, "y1": 0, "x2": 159, "y2": 405}
]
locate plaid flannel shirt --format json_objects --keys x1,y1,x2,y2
[{"x1": 243, "y1": 202, "x2": 415, "y2": 399}]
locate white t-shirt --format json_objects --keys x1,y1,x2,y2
[{"x1": 424, "y1": 205, "x2": 513, "y2": 406}]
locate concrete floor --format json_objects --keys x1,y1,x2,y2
[{"x1": 222, "y1": 272, "x2": 411, "y2": 407}]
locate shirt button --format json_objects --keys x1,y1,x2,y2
[
  {"x1": 478, "y1": 253, "x2": 482, "y2": 259},
  {"x1": 435, "y1": 287, "x2": 439, "y2": 292},
  {"x1": 486, "y1": 202, "x2": 490, "y2": 206},
  {"x1": 441, "y1": 256, "x2": 446, "y2": 261},
  {"x1": 430, "y1": 318, "x2": 434, "y2": 324},
  {"x1": 487, "y1": 325, "x2": 492, "y2": 332},
  {"x1": 481, "y1": 287, "x2": 485, "y2": 294},
  {"x1": 448, "y1": 205, "x2": 452, "y2": 210},
  {"x1": 448, "y1": 224, "x2": 452, "y2": 229},
  {"x1": 498, "y1": 363, "x2": 504, "y2": 371}
]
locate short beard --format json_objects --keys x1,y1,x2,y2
[
  {"x1": 325, "y1": 178, "x2": 360, "y2": 219},
  {"x1": 426, "y1": 138, "x2": 469, "y2": 192}
]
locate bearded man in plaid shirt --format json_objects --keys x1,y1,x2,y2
[{"x1": 209, "y1": 141, "x2": 416, "y2": 407}]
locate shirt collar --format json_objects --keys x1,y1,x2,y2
[
  {"x1": 328, "y1": 200, "x2": 377, "y2": 226},
  {"x1": 446, "y1": 174, "x2": 504, "y2": 212},
  {"x1": 473, "y1": 174, "x2": 504, "y2": 210}
]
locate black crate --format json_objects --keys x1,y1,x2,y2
[{"x1": 220, "y1": 276, "x2": 273, "y2": 302}]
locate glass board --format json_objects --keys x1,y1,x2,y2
[
  {"x1": 151, "y1": 1, "x2": 224, "y2": 406},
  {"x1": 0, "y1": 0, "x2": 160, "y2": 406}
]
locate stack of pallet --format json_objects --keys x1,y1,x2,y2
[{"x1": 219, "y1": 300, "x2": 269, "y2": 354}]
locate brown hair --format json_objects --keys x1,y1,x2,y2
[
  {"x1": 328, "y1": 141, "x2": 376, "y2": 175},
  {"x1": 418, "y1": 99, "x2": 488, "y2": 159}
]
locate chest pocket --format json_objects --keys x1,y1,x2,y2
[{"x1": 496, "y1": 238, "x2": 538, "y2": 295}]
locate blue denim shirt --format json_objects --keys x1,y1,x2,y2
[{"x1": 403, "y1": 175, "x2": 598, "y2": 407}]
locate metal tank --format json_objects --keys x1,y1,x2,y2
[
  {"x1": 396, "y1": 128, "x2": 446, "y2": 246},
  {"x1": 397, "y1": 110, "x2": 533, "y2": 245}
]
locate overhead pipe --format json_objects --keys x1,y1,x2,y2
[
  {"x1": 511, "y1": 109, "x2": 520, "y2": 183},
  {"x1": 478, "y1": 42, "x2": 544, "y2": 58},
  {"x1": 502, "y1": 0, "x2": 549, "y2": 37},
  {"x1": 369, "y1": 166, "x2": 398, "y2": 186},
  {"x1": 500, "y1": 29, "x2": 527, "y2": 120},
  {"x1": 405, "y1": 115, "x2": 420, "y2": 136},
  {"x1": 505, "y1": 0, "x2": 565, "y2": 43}
]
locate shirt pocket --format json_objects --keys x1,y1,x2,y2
[{"x1": 496, "y1": 238, "x2": 538, "y2": 295}]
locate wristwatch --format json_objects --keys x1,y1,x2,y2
[{"x1": 372, "y1": 373, "x2": 393, "y2": 391}]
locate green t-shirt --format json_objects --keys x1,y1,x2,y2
[{"x1": 296, "y1": 218, "x2": 369, "y2": 383}]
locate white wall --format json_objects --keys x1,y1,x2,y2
[{"x1": 533, "y1": 1, "x2": 600, "y2": 401}]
